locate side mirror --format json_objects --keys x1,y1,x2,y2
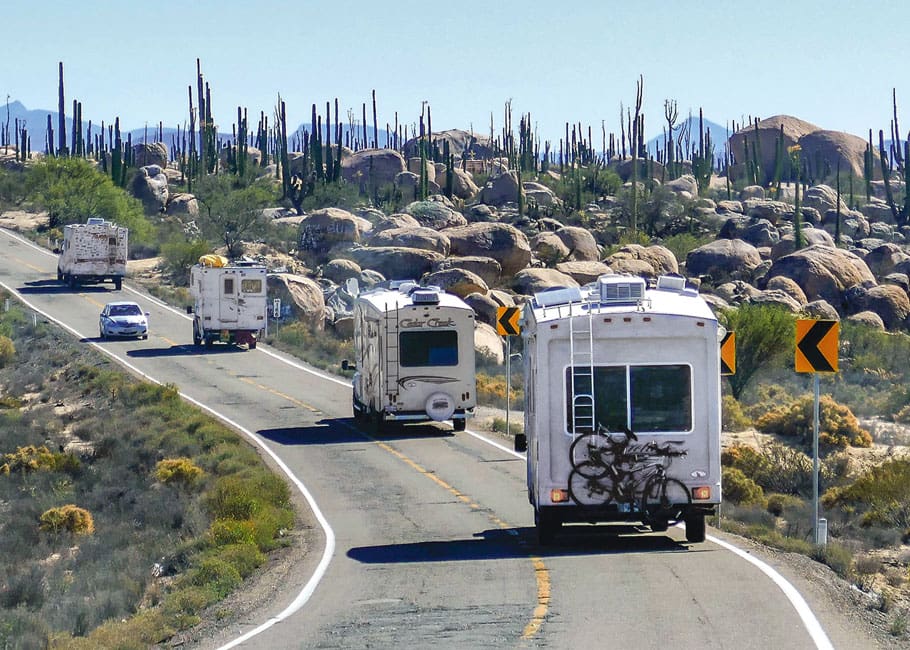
[
  {"x1": 341, "y1": 359, "x2": 350, "y2": 371},
  {"x1": 514, "y1": 433, "x2": 527, "y2": 453}
]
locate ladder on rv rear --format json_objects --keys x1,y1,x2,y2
[
  {"x1": 383, "y1": 299, "x2": 400, "y2": 404},
  {"x1": 568, "y1": 300, "x2": 596, "y2": 436}
]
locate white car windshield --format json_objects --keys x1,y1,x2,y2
[{"x1": 110, "y1": 304, "x2": 142, "y2": 316}]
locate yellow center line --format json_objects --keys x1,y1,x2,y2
[
  {"x1": 375, "y1": 439, "x2": 549, "y2": 640},
  {"x1": 237, "y1": 376, "x2": 321, "y2": 413},
  {"x1": 180, "y1": 369, "x2": 549, "y2": 640}
]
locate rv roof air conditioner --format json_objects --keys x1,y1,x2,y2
[
  {"x1": 534, "y1": 286, "x2": 583, "y2": 308},
  {"x1": 598, "y1": 275, "x2": 646, "y2": 303},
  {"x1": 410, "y1": 288, "x2": 441, "y2": 304}
]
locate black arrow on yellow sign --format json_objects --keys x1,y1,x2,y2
[
  {"x1": 796, "y1": 319, "x2": 838, "y2": 373},
  {"x1": 496, "y1": 306, "x2": 521, "y2": 336},
  {"x1": 720, "y1": 331, "x2": 735, "y2": 375}
]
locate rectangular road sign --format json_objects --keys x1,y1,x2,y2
[
  {"x1": 795, "y1": 319, "x2": 838, "y2": 373},
  {"x1": 496, "y1": 306, "x2": 521, "y2": 336}
]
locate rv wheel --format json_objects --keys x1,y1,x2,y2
[
  {"x1": 192, "y1": 323, "x2": 202, "y2": 347},
  {"x1": 685, "y1": 513, "x2": 706, "y2": 543},
  {"x1": 114, "y1": 278, "x2": 122, "y2": 291},
  {"x1": 453, "y1": 418, "x2": 466, "y2": 432},
  {"x1": 535, "y1": 509, "x2": 560, "y2": 546}
]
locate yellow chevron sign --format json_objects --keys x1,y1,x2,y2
[
  {"x1": 795, "y1": 320, "x2": 838, "y2": 373},
  {"x1": 720, "y1": 331, "x2": 735, "y2": 375}
]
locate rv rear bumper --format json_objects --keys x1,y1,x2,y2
[{"x1": 385, "y1": 407, "x2": 475, "y2": 422}]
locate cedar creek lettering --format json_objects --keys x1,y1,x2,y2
[{"x1": 399, "y1": 317, "x2": 455, "y2": 328}]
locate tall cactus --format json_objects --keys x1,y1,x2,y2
[
  {"x1": 878, "y1": 128, "x2": 910, "y2": 227},
  {"x1": 629, "y1": 75, "x2": 643, "y2": 233},
  {"x1": 57, "y1": 62, "x2": 67, "y2": 156}
]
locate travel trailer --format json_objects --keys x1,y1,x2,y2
[
  {"x1": 344, "y1": 281, "x2": 476, "y2": 432},
  {"x1": 56, "y1": 218, "x2": 128, "y2": 290},
  {"x1": 518, "y1": 274, "x2": 722, "y2": 544},
  {"x1": 188, "y1": 255, "x2": 268, "y2": 349}
]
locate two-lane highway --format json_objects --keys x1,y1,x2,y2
[{"x1": 0, "y1": 228, "x2": 878, "y2": 649}]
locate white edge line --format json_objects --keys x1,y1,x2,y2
[
  {"x1": 704, "y1": 532, "x2": 833, "y2": 650},
  {"x1": 0, "y1": 275, "x2": 336, "y2": 650},
  {"x1": 3, "y1": 227, "x2": 832, "y2": 648}
]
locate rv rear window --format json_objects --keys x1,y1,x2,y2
[
  {"x1": 565, "y1": 364, "x2": 692, "y2": 433},
  {"x1": 241, "y1": 279, "x2": 262, "y2": 293},
  {"x1": 399, "y1": 331, "x2": 458, "y2": 367}
]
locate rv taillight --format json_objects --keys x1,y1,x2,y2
[
  {"x1": 550, "y1": 489, "x2": 569, "y2": 503},
  {"x1": 692, "y1": 486, "x2": 711, "y2": 500}
]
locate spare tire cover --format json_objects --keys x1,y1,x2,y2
[{"x1": 425, "y1": 392, "x2": 456, "y2": 421}]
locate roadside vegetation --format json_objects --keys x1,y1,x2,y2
[{"x1": 0, "y1": 295, "x2": 294, "y2": 648}]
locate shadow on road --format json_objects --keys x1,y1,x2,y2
[
  {"x1": 347, "y1": 525, "x2": 692, "y2": 563},
  {"x1": 127, "y1": 345, "x2": 250, "y2": 358},
  {"x1": 19, "y1": 279, "x2": 114, "y2": 295},
  {"x1": 258, "y1": 419, "x2": 455, "y2": 446}
]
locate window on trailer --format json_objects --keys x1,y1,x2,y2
[
  {"x1": 241, "y1": 279, "x2": 262, "y2": 293},
  {"x1": 399, "y1": 330, "x2": 458, "y2": 366},
  {"x1": 565, "y1": 364, "x2": 692, "y2": 433}
]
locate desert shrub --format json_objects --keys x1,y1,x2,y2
[
  {"x1": 722, "y1": 394, "x2": 750, "y2": 431},
  {"x1": 155, "y1": 458, "x2": 205, "y2": 487},
  {"x1": 723, "y1": 442, "x2": 813, "y2": 496},
  {"x1": 209, "y1": 518, "x2": 256, "y2": 547},
  {"x1": 217, "y1": 543, "x2": 266, "y2": 578},
  {"x1": 39, "y1": 504, "x2": 95, "y2": 535},
  {"x1": 1, "y1": 444, "x2": 63, "y2": 473},
  {"x1": 0, "y1": 334, "x2": 14, "y2": 367},
  {"x1": 722, "y1": 466, "x2": 764, "y2": 505},
  {"x1": 0, "y1": 608, "x2": 50, "y2": 649},
  {"x1": 822, "y1": 458, "x2": 910, "y2": 529},
  {"x1": 160, "y1": 236, "x2": 211, "y2": 285},
  {"x1": 812, "y1": 542, "x2": 854, "y2": 580},
  {"x1": 186, "y1": 557, "x2": 242, "y2": 599},
  {"x1": 250, "y1": 504, "x2": 294, "y2": 551},
  {"x1": 491, "y1": 417, "x2": 523, "y2": 435},
  {"x1": 755, "y1": 393, "x2": 872, "y2": 448},
  {"x1": 766, "y1": 493, "x2": 803, "y2": 517},
  {"x1": 475, "y1": 372, "x2": 524, "y2": 409},
  {"x1": 269, "y1": 322, "x2": 354, "y2": 375}
]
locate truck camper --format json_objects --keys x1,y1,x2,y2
[
  {"x1": 188, "y1": 255, "x2": 267, "y2": 349},
  {"x1": 519, "y1": 273, "x2": 722, "y2": 544},
  {"x1": 56, "y1": 218, "x2": 128, "y2": 290},
  {"x1": 344, "y1": 281, "x2": 476, "y2": 432}
]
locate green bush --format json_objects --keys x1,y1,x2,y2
[
  {"x1": 822, "y1": 458, "x2": 910, "y2": 529},
  {"x1": 160, "y1": 237, "x2": 211, "y2": 286},
  {"x1": 722, "y1": 395, "x2": 751, "y2": 431},
  {"x1": 722, "y1": 442, "x2": 814, "y2": 496},
  {"x1": 188, "y1": 557, "x2": 242, "y2": 599},
  {"x1": 218, "y1": 543, "x2": 266, "y2": 578},
  {"x1": 0, "y1": 334, "x2": 14, "y2": 367},
  {"x1": 209, "y1": 518, "x2": 256, "y2": 546},
  {"x1": 722, "y1": 466, "x2": 764, "y2": 505},
  {"x1": 812, "y1": 542, "x2": 854, "y2": 580}
]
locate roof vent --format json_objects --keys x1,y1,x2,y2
[
  {"x1": 598, "y1": 275, "x2": 646, "y2": 303},
  {"x1": 86, "y1": 217, "x2": 106, "y2": 225},
  {"x1": 535, "y1": 286, "x2": 583, "y2": 307},
  {"x1": 390, "y1": 279, "x2": 418, "y2": 293}
]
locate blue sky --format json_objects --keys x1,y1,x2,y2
[{"x1": 3, "y1": 1, "x2": 907, "y2": 145}]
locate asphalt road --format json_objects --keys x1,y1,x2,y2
[{"x1": 0, "y1": 228, "x2": 878, "y2": 649}]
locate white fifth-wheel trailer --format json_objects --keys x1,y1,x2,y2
[
  {"x1": 344, "y1": 281, "x2": 476, "y2": 432},
  {"x1": 518, "y1": 273, "x2": 723, "y2": 545}
]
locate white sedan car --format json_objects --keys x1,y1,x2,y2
[{"x1": 99, "y1": 301, "x2": 149, "y2": 340}]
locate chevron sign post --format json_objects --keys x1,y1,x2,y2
[{"x1": 795, "y1": 319, "x2": 839, "y2": 546}]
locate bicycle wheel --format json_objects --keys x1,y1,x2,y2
[
  {"x1": 568, "y1": 464, "x2": 615, "y2": 506},
  {"x1": 639, "y1": 476, "x2": 691, "y2": 518},
  {"x1": 568, "y1": 432, "x2": 613, "y2": 477}
]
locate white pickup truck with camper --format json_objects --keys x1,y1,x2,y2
[
  {"x1": 56, "y1": 217, "x2": 128, "y2": 290},
  {"x1": 188, "y1": 255, "x2": 268, "y2": 349},
  {"x1": 517, "y1": 273, "x2": 723, "y2": 545},
  {"x1": 343, "y1": 281, "x2": 476, "y2": 432}
]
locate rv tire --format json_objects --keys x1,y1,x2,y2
[
  {"x1": 535, "y1": 509, "x2": 559, "y2": 546},
  {"x1": 114, "y1": 277, "x2": 122, "y2": 291},
  {"x1": 685, "y1": 512, "x2": 706, "y2": 543},
  {"x1": 453, "y1": 418, "x2": 466, "y2": 431}
]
